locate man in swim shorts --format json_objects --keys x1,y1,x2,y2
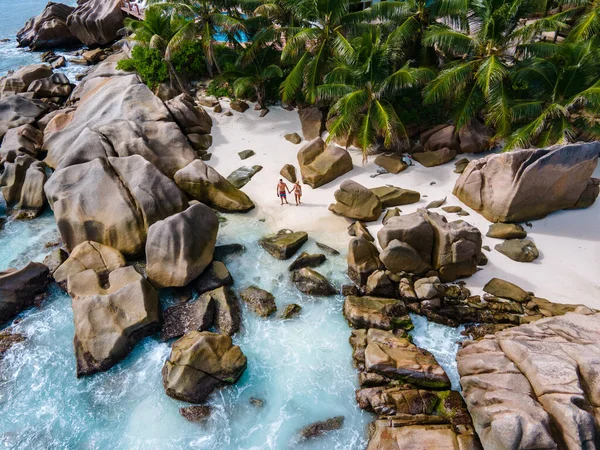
[{"x1": 277, "y1": 179, "x2": 289, "y2": 205}]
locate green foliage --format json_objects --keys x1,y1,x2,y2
[
  {"x1": 170, "y1": 40, "x2": 207, "y2": 79},
  {"x1": 117, "y1": 46, "x2": 169, "y2": 89}
]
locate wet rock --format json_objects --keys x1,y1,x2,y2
[
  {"x1": 0, "y1": 329, "x2": 26, "y2": 359},
  {"x1": 344, "y1": 296, "x2": 411, "y2": 330},
  {"x1": 226, "y1": 165, "x2": 262, "y2": 189},
  {"x1": 370, "y1": 186, "x2": 420, "y2": 208},
  {"x1": 42, "y1": 248, "x2": 69, "y2": 274},
  {"x1": 161, "y1": 296, "x2": 214, "y2": 341},
  {"x1": 454, "y1": 142, "x2": 600, "y2": 222},
  {"x1": 483, "y1": 278, "x2": 530, "y2": 302},
  {"x1": 175, "y1": 160, "x2": 255, "y2": 213},
  {"x1": 486, "y1": 223, "x2": 527, "y2": 239},
  {"x1": 194, "y1": 261, "x2": 233, "y2": 295},
  {"x1": 281, "y1": 303, "x2": 301, "y2": 319},
  {"x1": 413, "y1": 148, "x2": 456, "y2": 167},
  {"x1": 291, "y1": 268, "x2": 336, "y2": 296},
  {"x1": 347, "y1": 237, "x2": 383, "y2": 286},
  {"x1": 179, "y1": 405, "x2": 211, "y2": 423},
  {"x1": 299, "y1": 416, "x2": 344, "y2": 440},
  {"x1": 298, "y1": 107, "x2": 325, "y2": 140},
  {"x1": 249, "y1": 397, "x2": 264, "y2": 407},
  {"x1": 238, "y1": 150, "x2": 255, "y2": 160},
  {"x1": 374, "y1": 153, "x2": 408, "y2": 174},
  {"x1": 213, "y1": 243, "x2": 246, "y2": 261},
  {"x1": 329, "y1": 180, "x2": 382, "y2": 222},
  {"x1": 365, "y1": 270, "x2": 396, "y2": 298},
  {"x1": 240, "y1": 286, "x2": 277, "y2": 318},
  {"x1": 230, "y1": 100, "x2": 249, "y2": 113},
  {"x1": 495, "y1": 238, "x2": 539, "y2": 262},
  {"x1": 414, "y1": 276, "x2": 445, "y2": 300},
  {"x1": 204, "y1": 286, "x2": 241, "y2": 335},
  {"x1": 67, "y1": 0, "x2": 124, "y2": 46},
  {"x1": 0, "y1": 262, "x2": 49, "y2": 324},
  {"x1": 288, "y1": 252, "x2": 326, "y2": 271},
  {"x1": 297, "y1": 137, "x2": 352, "y2": 188},
  {"x1": 70, "y1": 266, "x2": 160, "y2": 377},
  {"x1": 0, "y1": 94, "x2": 49, "y2": 139},
  {"x1": 348, "y1": 221, "x2": 374, "y2": 242},
  {"x1": 316, "y1": 242, "x2": 339, "y2": 256},
  {"x1": 162, "y1": 331, "x2": 247, "y2": 403},
  {"x1": 284, "y1": 133, "x2": 301, "y2": 144},
  {"x1": 458, "y1": 313, "x2": 600, "y2": 450},
  {"x1": 279, "y1": 164, "x2": 297, "y2": 183},
  {"x1": 258, "y1": 229, "x2": 308, "y2": 260},
  {"x1": 16, "y1": 2, "x2": 79, "y2": 49}
]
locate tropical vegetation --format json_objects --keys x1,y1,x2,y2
[{"x1": 118, "y1": 0, "x2": 600, "y2": 159}]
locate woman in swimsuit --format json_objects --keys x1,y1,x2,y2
[
  {"x1": 291, "y1": 181, "x2": 302, "y2": 205},
  {"x1": 277, "y1": 179, "x2": 289, "y2": 205}
]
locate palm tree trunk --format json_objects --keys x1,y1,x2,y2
[{"x1": 168, "y1": 61, "x2": 189, "y2": 95}]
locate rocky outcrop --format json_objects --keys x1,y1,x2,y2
[
  {"x1": 0, "y1": 262, "x2": 49, "y2": 324},
  {"x1": 297, "y1": 137, "x2": 353, "y2": 188},
  {"x1": 0, "y1": 94, "x2": 49, "y2": 139},
  {"x1": 204, "y1": 286, "x2": 241, "y2": 335},
  {"x1": 291, "y1": 268, "x2": 336, "y2": 296},
  {"x1": 174, "y1": 160, "x2": 255, "y2": 213},
  {"x1": 0, "y1": 124, "x2": 43, "y2": 164},
  {"x1": 377, "y1": 210, "x2": 483, "y2": 282},
  {"x1": 43, "y1": 72, "x2": 197, "y2": 177},
  {"x1": 0, "y1": 155, "x2": 47, "y2": 218},
  {"x1": 17, "y1": 2, "x2": 80, "y2": 49},
  {"x1": 161, "y1": 296, "x2": 215, "y2": 341},
  {"x1": 45, "y1": 155, "x2": 187, "y2": 255},
  {"x1": 298, "y1": 107, "x2": 325, "y2": 140},
  {"x1": 329, "y1": 180, "x2": 382, "y2": 222},
  {"x1": 162, "y1": 331, "x2": 247, "y2": 403},
  {"x1": 66, "y1": 0, "x2": 124, "y2": 46},
  {"x1": 347, "y1": 237, "x2": 383, "y2": 286},
  {"x1": 194, "y1": 261, "x2": 233, "y2": 295},
  {"x1": 344, "y1": 296, "x2": 411, "y2": 330},
  {"x1": 70, "y1": 266, "x2": 160, "y2": 377},
  {"x1": 0, "y1": 65, "x2": 53, "y2": 98},
  {"x1": 258, "y1": 229, "x2": 308, "y2": 260},
  {"x1": 165, "y1": 94, "x2": 212, "y2": 135},
  {"x1": 421, "y1": 120, "x2": 492, "y2": 154},
  {"x1": 457, "y1": 312, "x2": 600, "y2": 450},
  {"x1": 27, "y1": 73, "x2": 73, "y2": 100},
  {"x1": 146, "y1": 203, "x2": 218, "y2": 288},
  {"x1": 240, "y1": 286, "x2": 277, "y2": 318},
  {"x1": 54, "y1": 240, "x2": 125, "y2": 286},
  {"x1": 453, "y1": 142, "x2": 600, "y2": 222}
]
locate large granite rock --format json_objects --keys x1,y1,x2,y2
[
  {"x1": 457, "y1": 313, "x2": 600, "y2": 450},
  {"x1": 347, "y1": 237, "x2": 383, "y2": 286},
  {"x1": 0, "y1": 155, "x2": 47, "y2": 218},
  {"x1": 70, "y1": 266, "x2": 160, "y2": 377},
  {"x1": 344, "y1": 296, "x2": 411, "y2": 330},
  {"x1": 422, "y1": 125, "x2": 460, "y2": 153},
  {"x1": 66, "y1": 0, "x2": 124, "y2": 46},
  {"x1": 413, "y1": 148, "x2": 457, "y2": 167},
  {"x1": 174, "y1": 160, "x2": 255, "y2": 212},
  {"x1": 453, "y1": 142, "x2": 600, "y2": 222},
  {"x1": 0, "y1": 94, "x2": 49, "y2": 139},
  {"x1": 17, "y1": 2, "x2": 80, "y2": 49},
  {"x1": 0, "y1": 124, "x2": 43, "y2": 164},
  {"x1": 165, "y1": 94, "x2": 212, "y2": 135},
  {"x1": 27, "y1": 73, "x2": 73, "y2": 99},
  {"x1": 258, "y1": 229, "x2": 308, "y2": 260},
  {"x1": 54, "y1": 240, "x2": 125, "y2": 286},
  {"x1": 162, "y1": 331, "x2": 247, "y2": 403},
  {"x1": 329, "y1": 180, "x2": 382, "y2": 222},
  {"x1": 204, "y1": 286, "x2": 241, "y2": 335},
  {"x1": 291, "y1": 268, "x2": 336, "y2": 296},
  {"x1": 146, "y1": 203, "x2": 218, "y2": 288},
  {"x1": 298, "y1": 107, "x2": 325, "y2": 140},
  {"x1": 370, "y1": 186, "x2": 420, "y2": 207},
  {"x1": 458, "y1": 118, "x2": 493, "y2": 154},
  {"x1": 43, "y1": 72, "x2": 197, "y2": 178},
  {"x1": 240, "y1": 286, "x2": 277, "y2": 318},
  {"x1": 44, "y1": 155, "x2": 187, "y2": 255},
  {"x1": 377, "y1": 210, "x2": 483, "y2": 282},
  {"x1": 297, "y1": 137, "x2": 353, "y2": 188},
  {"x1": 0, "y1": 65, "x2": 53, "y2": 98},
  {"x1": 374, "y1": 153, "x2": 408, "y2": 174},
  {"x1": 161, "y1": 296, "x2": 215, "y2": 341},
  {"x1": 194, "y1": 261, "x2": 233, "y2": 295},
  {"x1": 0, "y1": 262, "x2": 49, "y2": 324}
]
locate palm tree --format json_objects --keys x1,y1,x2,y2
[
  {"x1": 504, "y1": 37, "x2": 600, "y2": 149},
  {"x1": 148, "y1": 0, "x2": 246, "y2": 77},
  {"x1": 568, "y1": 0, "x2": 600, "y2": 41},
  {"x1": 422, "y1": 0, "x2": 571, "y2": 139},
  {"x1": 318, "y1": 29, "x2": 434, "y2": 162}
]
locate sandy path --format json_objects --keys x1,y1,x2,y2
[{"x1": 208, "y1": 101, "x2": 600, "y2": 308}]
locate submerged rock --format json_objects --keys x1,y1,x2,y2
[
  {"x1": 71, "y1": 266, "x2": 160, "y2": 377},
  {"x1": 297, "y1": 137, "x2": 352, "y2": 188},
  {"x1": 495, "y1": 238, "x2": 539, "y2": 262},
  {"x1": 240, "y1": 286, "x2": 277, "y2": 318},
  {"x1": 288, "y1": 252, "x2": 326, "y2": 271},
  {"x1": 258, "y1": 229, "x2": 308, "y2": 260},
  {"x1": 281, "y1": 303, "x2": 302, "y2": 319},
  {"x1": 291, "y1": 268, "x2": 336, "y2": 296},
  {"x1": 162, "y1": 331, "x2": 247, "y2": 403},
  {"x1": 0, "y1": 262, "x2": 49, "y2": 324},
  {"x1": 454, "y1": 142, "x2": 600, "y2": 222},
  {"x1": 329, "y1": 180, "x2": 382, "y2": 222},
  {"x1": 179, "y1": 405, "x2": 211, "y2": 423},
  {"x1": 299, "y1": 416, "x2": 344, "y2": 440}
]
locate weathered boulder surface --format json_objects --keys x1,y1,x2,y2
[
  {"x1": 162, "y1": 331, "x2": 247, "y2": 403},
  {"x1": 486, "y1": 223, "x2": 527, "y2": 239},
  {"x1": 0, "y1": 155, "x2": 47, "y2": 218},
  {"x1": 227, "y1": 165, "x2": 262, "y2": 189},
  {"x1": 329, "y1": 180, "x2": 382, "y2": 222},
  {"x1": 204, "y1": 286, "x2": 241, "y2": 335},
  {"x1": 54, "y1": 240, "x2": 125, "y2": 286},
  {"x1": 146, "y1": 203, "x2": 218, "y2": 288},
  {"x1": 67, "y1": 0, "x2": 124, "y2": 46},
  {"x1": 240, "y1": 286, "x2": 277, "y2": 318},
  {"x1": 495, "y1": 238, "x2": 539, "y2": 263},
  {"x1": 17, "y1": 2, "x2": 80, "y2": 49},
  {"x1": 70, "y1": 266, "x2": 160, "y2": 377},
  {"x1": 298, "y1": 107, "x2": 325, "y2": 140},
  {"x1": 174, "y1": 160, "x2": 255, "y2": 212},
  {"x1": 258, "y1": 229, "x2": 308, "y2": 260},
  {"x1": 27, "y1": 73, "x2": 73, "y2": 99},
  {"x1": 413, "y1": 147, "x2": 457, "y2": 167},
  {"x1": 43, "y1": 73, "x2": 197, "y2": 178},
  {"x1": 377, "y1": 210, "x2": 483, "y2": 282},
  {"x1": 0, "y1": 65, "x2": 53, "y2": 98},
  {"x1": 45, "y1": 155, "x2": 187, "y2": 255},
  {"x1": 291, "y1": 268, "x2": 336, "y2": 296},
  {"x1": 161, "y1": 296, "x2": 215, "y2": 341},
  {"x1": 0, "y1": 94, "x2": 49, "y2": 139},
  {"x1": 347, "y1": 237, "x2": 384, "y2": 286},
  {"x1": 370, "y1": 186, "x2": 420, "y2": 207},
  {"x1": 344, "y1": 296, "x2": 411, "y2": 330},
  {"x1": 0, "y1": 262, "x2": 49, "y2": 324},
  {"x1": 454, "y1": 142, "x2": 600, "y2": 222},
  {"x1": 374, "y1": 153, "x2": 408, "y2": 174},
  {"x1": 280, "y1": 164, "x2": 297, "y2": 183},
  {"x1": 194, "y1": 261, "x2": 233, "y2": 295},
  {"x1": 0, "y1": 124, "x2": 43, "y2": 163},
  {"x1": 165, "y1": 94, "x2": 212, "y2": 135},
  {"x1": 457, "y1": 313, "x2": 600, "y2": 450},
  {"x1": 297, "y1": 137, "x2": 353, "y2": 188}
]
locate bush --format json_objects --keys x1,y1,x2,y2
[
  {"x1": 171, "y1": 41, "x2": 207, "y2": 80},
  {"x1": 117, "y1": 46, "x2": 169, "y2": 90}
]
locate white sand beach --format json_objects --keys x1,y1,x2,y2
[{"x1": 208, "y1": 100, "x2": 600, "y2": 308}]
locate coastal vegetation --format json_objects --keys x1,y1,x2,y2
[{"x1": 118, "y1": 0, "x2": 600, "y2": 156}]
